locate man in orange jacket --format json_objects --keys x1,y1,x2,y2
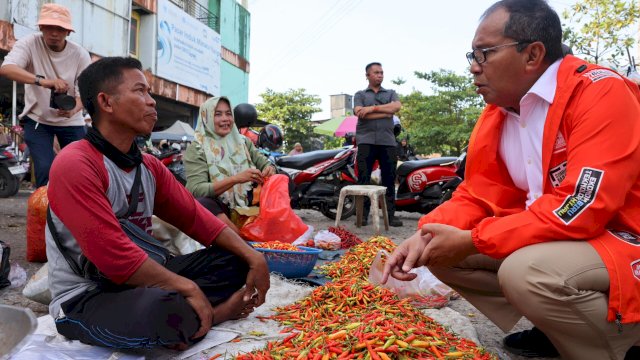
[{"x1": 383, "y1": 1, "x2": 640, "y2": 359}]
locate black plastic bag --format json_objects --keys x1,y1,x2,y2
[{"x1": 0, "y1": 240, "x2": 10, "y2": 289}]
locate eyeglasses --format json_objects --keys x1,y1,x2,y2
[{"x1": 466, "y1": 41, "x2": 528, "y2": 65}]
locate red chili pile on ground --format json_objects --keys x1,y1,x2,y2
[
  {"x1": 317, "y1": 236, "x2": 396, "y2": 280},
  {"x1": 252, "y1": 241, "x2": 302, "y2": 252},
  {"x1": 327, "y1": 226, "x2": 363, "y2": 249},
  {"x1": 235, "y1": 278, "x2": 494, "y2": 359}
]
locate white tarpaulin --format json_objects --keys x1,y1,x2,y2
[{"x1": 151, "y1": 121, "x2": 195, "y2": 142}]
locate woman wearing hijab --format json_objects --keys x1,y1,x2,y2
[
  {"x1": 288, "y1": 142, "x2": 304, "y2": 156},
  {"x1": 185, "y1": 97, "x2": 276, "y2": 233}
]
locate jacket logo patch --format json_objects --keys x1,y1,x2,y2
[
  {"x1": 609, "y1": 230, "x2": 640, "y2": 246},
  {"x1": 553, "y1": 167, "x2": 603, "y2": 224},
  {"x1": 553, "y1": 133, "x2": 567, "y2": 154},
  {"x1": 583, "y1": 69, "x2": 622, "y2": 83},
  {"x1": 632, "y1": 260, "x2": 640, "y2": 281},
  {"x1": 549, "y1": 161, "x2": 567, "y2": 187}
]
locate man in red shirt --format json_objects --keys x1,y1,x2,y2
[
  {"x1": 383, "y1": 0, "x2": 640, "y2": 359},
  {"x1": 46, "y1": 57, "x2": 269, "y2": 350}
]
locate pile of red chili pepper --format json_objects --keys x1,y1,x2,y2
[
  {"x1": 235, "y1": 278, "x2": 494, "y2": 359},
  {"x1": 327, "y1": 226, "x2": 363, "y2": 249},
  {"x1": 252, "y1": 241, "x2": 302, "y2": 252},
  {"x1": 317, "y1": 236, "x2": 396, "y2": 280}
]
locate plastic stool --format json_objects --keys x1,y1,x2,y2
[{"x1": 334, "y1": 185, "x2": 389, "y2": 234}]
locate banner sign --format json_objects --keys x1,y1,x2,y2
[{"x1": 157, "y1": 0, "x2": 221, "y2": 95}]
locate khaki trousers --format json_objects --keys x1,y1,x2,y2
[{"x1": 428, "y1": 241, "x2": 640, "y2": 360}]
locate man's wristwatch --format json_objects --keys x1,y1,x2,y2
[{"x1": 34, "y1": 75, "x2": 45, "y2": 86}]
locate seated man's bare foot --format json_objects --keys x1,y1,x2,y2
[{"x1": 212, "y1": 288, "x2": 259, "y2": 325}]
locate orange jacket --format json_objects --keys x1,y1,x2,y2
[{"x1": 419, "y1": 55, "x2": 640, "y2": 324}]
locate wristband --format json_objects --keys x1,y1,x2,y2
[{"x1": 373, "y1": 106, "x2": 379, "y2": 112}]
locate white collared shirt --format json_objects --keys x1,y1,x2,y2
[{"x1": 499, "y1": 59, "x2": 562, "y2": 208}]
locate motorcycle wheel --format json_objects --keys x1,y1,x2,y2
[
  {"x1": 0, "y1": 167, "x2": 19, "y2": 198},
  {"x1": 320, "y1": 186, "x2": 356, "y2": 220}
]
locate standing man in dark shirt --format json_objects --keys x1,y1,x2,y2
[{"x1": 353, "y1": 62, "x2": 403, "y2": 227}]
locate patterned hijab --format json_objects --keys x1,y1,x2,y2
[{"x1": 193, "y1": 97, "x2": 253, "y2": 209}]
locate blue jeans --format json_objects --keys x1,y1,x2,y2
[{"x1": 22, "y1": 117, "x2": 86, "y2": 187}]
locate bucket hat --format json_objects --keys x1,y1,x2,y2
[{"x1": 37, "y1": 4, "x2": 74, "y2": 32}]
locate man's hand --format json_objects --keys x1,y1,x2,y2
[
  {"x1": 182, "y1": 281, "x2": 215, "y2": 339},
  {"x1": 242, "y1": 250, "x2": 270, "y2": 305},
  {"x1": 261, "y1": 165, "x2": 276, "y2": 178},
  {"x1": 382, "y1": 223, "x2": 477, "y2": 283},
  {"x1": 382, "y1": 229, "x2": 433, "y2": 283},
  {"x1": 355, "y1": 106, "x2": 376, "y2": 118},
  {"x1": 41, "y1": 78, "x2": 69, "y2": 93},
  {"x1": 417, "y1": 224, "x2": 476, "y2": 267},
  {"x1": 125, "y1": 259, "x2": 214, "y2": 340}
]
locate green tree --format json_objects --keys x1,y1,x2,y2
[
  {"x1": 397, "y1": 69, "x2": 483, "y2": 156},
  {"x1": 255, "y1": 88, "x2": 321, "y2": 152},
  {"x1": 562, "y1": 0, "x2": 640, "y2": 68},
  {"x1": 321, "y1": 136, "x2": 344, "y2": 150}
]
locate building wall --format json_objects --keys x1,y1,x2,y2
[
  {"x1": 221, "y1": 60, "x2": 248, "y2": 105},
  {"x1": 220, "y1": 0, "x2": 249, "y2": 58},
  {"x1": 216, "y1": 0, "x2": 250, "y2": 106},
  {"x1": 3, "y1": 0, "x2": 129, "y2": 57},
  {"x1": 0, "y1": 0, "x2": 251, "y2": 128},
  {"x1": 330, "y1": 94, "x2": 353, "y2": 118}
]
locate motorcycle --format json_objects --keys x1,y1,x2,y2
[
  {"x1": 0, "y1": 144, "x2": 27, "y2": 198},
  {"x1": 275, "y1": 146, "x2": 358, "y2": 220},
  {"x1": 438, "y1": 148, "x2": 467, "y2": 203},
  {"x1": 394, "y1": 149, "x2": 466, "y2": 214},
  {"x1": 275, "y1": 146, "x2": 467, "y2": 220},
  {"x1": 152, "y1": 146, "x2": 186, "y2": 185}
]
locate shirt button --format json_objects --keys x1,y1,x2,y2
[
  {"x1": 520, "y1": 122, "x2": 527, "y2": 128},
  {"x1": 527, "y1": 158, "x2": 532, "y2": 165}
]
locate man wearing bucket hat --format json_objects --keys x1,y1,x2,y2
[{"x1": 0, "y1": 3, "x2": 91, "y2": 187}]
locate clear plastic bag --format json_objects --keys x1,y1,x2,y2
[
  {"x1": 23, "y1": 264, "x2": 52, "y2": 305},
  {"x1": 9, "y1": 263, "x2": 27, "y2": 289},
  {"x1": 292, "y1": 225, "x2": 314, "y2": 247},
  {"x1": 313, "y1": 230, "x2": 341, "y2": 250},
  {"x1": 368, "y1": 250, "x2": 454, "y2": 299}
]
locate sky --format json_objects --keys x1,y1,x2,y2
[{"x1": 246, "y1": 0, "x2": 576, "y2": 120}]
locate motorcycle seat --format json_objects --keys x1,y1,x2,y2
[
  {"x1": 276, "y1": 149, "x2": 343, "y2": 170},
  {"x1": 396, "y1": 157, "x2": 458, "y2": 177}
]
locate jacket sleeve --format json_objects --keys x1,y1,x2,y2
[
  {"x1": 184, "y1": 142, "x2": 215, "y2": 198},
  {"x1": 245, "y1": 137, "x2": 273, "y2": 171},
  {"x1": 474, "y1": 75, "x2": 640, "y2": 258}
]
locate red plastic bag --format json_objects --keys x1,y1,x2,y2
[
  {"x1": 240, "y1": 174, "x2": 308, "y2": 243},
  {"x1": 26, "y1": 186, "x2": 48, "y2": 262}
]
